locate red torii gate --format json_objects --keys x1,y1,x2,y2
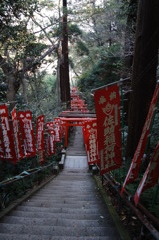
[{"x1": 60, "y1": 117, "x2": 96, "y2": 147}]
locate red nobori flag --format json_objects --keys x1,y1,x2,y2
[
  {"x1": 94, "y1": 84, "x2": 122, "y2": 175},
  {"x1": 54, "y1": 123, "x2": 61, "y2": 142},
  {"x1": 47, "y1": 131, "x2": 55, "y2": 156},
  {"x1": 83, "y1": 120, "x2": 99, "y2": 165},
  {"x1": 121, "y1": 82, "x2": 159, "y2": 194},
  {"x1": 36, "y1": 115, "x2": 45, "y2": 164},
  {"x1": 54, "y1": 118, "x2": 61, "y2": 142},
  {"x1": 11, "y1": 107, "x2": 24, "y2": 160},
  {"x1": 134, "y1": 141, "x2": 159, "y2": 205},
  {"x1": 46, "y1": 122, "x2": 55, "y2": 155},
  {"x1": 18, "y1": 111, "x2": 36, "y2": 157},
  {"x1": 36, "y1": 115, "x2": 45, "y2": 151},
  {"x1": 0, "y1": 104, "x2": 17, "y2": 163},
  {"x1": 46, "y1": 121, "x2": 54, "y2": 133}
]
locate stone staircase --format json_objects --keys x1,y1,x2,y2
[
  {"x1": 66, "y1": 126, "x2": 86, "y2": 156},
  {"x1": 0, "y1": 126, "x2": 121, "y2": 240}
]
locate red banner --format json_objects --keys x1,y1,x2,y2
[
  {"x1": 134, "y1": 141, "x2": 159, "y2": 205},
  {"x1": 94, "y1": 84, "x2": 122, "y2": 175},
  {"x1": 46, "y1": 121, "x2": 54, "y2": 133},
  {"x1": 11, "y1": 108, "x2": 24, "y2": 160},
  {"x1": 121, "y1": 83, "x2": 159, "y2": 194},
  {"x1": 54, "y1": 118, "x2": 61, "y2": 142},
  {"x1": 47, "y1": 132, "x2": 55, "y2": 156},
  {"x1": 36, "y1": 115, "x2": 45, "y2": 163},
  {"x1": 0, "y1": 105, "x2": 16, "y2": 163},
  {"x1": 83, "y1": 120, "x2": 99, "y2": 165},
  {"x1": 46, "y1": 122, "x2": 55, "y2": 155},
  {"x1": 36, "y1": 115, "x2": 45, "y2": 151},
  {"x1": 18, "y1": 111, "x2": 36, "y2": 157},
  {"x1": 54, "y1": 124, "x2": 61, "y2": 142}
]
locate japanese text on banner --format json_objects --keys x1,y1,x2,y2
[
  {"x1": 0, "y1": 104, "x2": 16, "y2": 163},
  {"x1": 46, "y1": 122, "x2": 55, "y2": 155},
  {"x1": 94, "y1": 84, "x2": 122, "y2": 175},
  {"x1": 36, "y1": 115, "x2": 44, "y2": 151},
  {"x1": 36, "y1": 115, "x2": 45, "y2": 163},
  {"x1": 11, "y1": 107, "x2": 24, "y2": 160},
  {"x1": 83, "y1": 120, "x2": 99, "y2": 165},
  {"x1": 18, "y1": 111, "x2": 36, "y2": 157}
]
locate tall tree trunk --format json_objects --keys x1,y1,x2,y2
[
  {"x1": 6, "y1": 75, "x2": 19, "y2": 109},
  {"x1": 123, "y1": 0, "x2": 138, "y2": 74},
  {"x1": 60, "y1": 0, "x2": 70, "y2": 108},
  {"x1": 22, "y1": 78, "x2": 28, "y2": 105},
  {"x1": 126, "y1": 0, "x2": 159, "y2": 158},
  {"x1": 57, "y1": 48, "x2": 62, "y2": 109}
]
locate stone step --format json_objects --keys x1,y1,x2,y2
[
  {"x1": 38, "y1": 182, "x2": 95, "y2": 187},
  {"x1": 15, "y1": 206, "x2": 109, "y2": 215},
  {"x1": 47, "y1": 180, "x2": 90, "y2": 183},
  {"x1": 8, "y1": 211, "x2": 107, "y2": 220},
  {"x1": 1, "y1": 216, "x2": 108, "y2": 227},
  {"x1": 21, "y1": 201, "x2": 103, "y2": 209},
  {"x1": 31, "y1": 190, "x2": 97, "y2": 195},
  {"x1": 0, "y1": 223, "x2": 116, "y2": 237},
  {"x1": 0, "y1": 233, "x2": 114, "y2": 240},
  {"x1": 40, "y1": 184, "x2": 93, "y2": 188},
  {"x1": 30, "y1": 196, "x2": 101, "y2": 201},
  {"x1": 25, "y1": 199, "x2": 102, "y2": 205},
  {"x1": 32, "y1": 193, "x2": 99, "y2": 199},
  {"x1": 39, "y1": 183, "x2": 94, "y2": 187},
  {"x1": 59, "y1": 173, "x2": 90, "y2": 176},
  {"x1": 35, "y1": 188, "x2": 95, "y2": 192},
  {"x1": 23, "y1": 199, "x2": 104, "y2": 209}
]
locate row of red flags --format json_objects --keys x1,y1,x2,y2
[
  {"x1": 0, "y1": 106, "x2": 64, "y2": 164},
  {"x1": 84, "y1": 83, "x2": 159, "y2": 205},
  {"x1": 70, "y1": 87, "x2": 89, "y2": 112},
  {"x1": 0, "y1": 82, "x2": 159, "y2": 205}
]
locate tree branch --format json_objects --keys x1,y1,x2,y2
[
  {"x1": 31, "y1": 16, "x2": 55, "y2": 45},
  {"x1": 22, "y1": 44, "x2": 59, "y2": 73}
]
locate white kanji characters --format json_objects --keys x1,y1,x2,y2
[
  {"x1": 99, "y1": 96, "x2": 106, "y2": 105},
  {"x1": 110, "y1": 91, "x2": 117, "y2": 101},
  {"x1": 103, "y1": 115, "x2": 114, "y2": 127}
]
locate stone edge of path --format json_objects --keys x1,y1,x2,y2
[
  {"x1": 0, "y1": 173, "x2": 58, "y2": 220},
  {"x1": 93, "y1": 175, "x2": 131, "y2": 240}
]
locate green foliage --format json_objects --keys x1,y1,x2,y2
[
  {"x1": 53, "y1": 23, "x2": 82, "y2": 40},
  {"x1": 76, "y1": 40, "x2": 89, "y2": 56},
  {"x1": 77, "y1": 44, "x2": 122, "y2": 110},
  {"x1": 17, "y1": 71, "x2": 60, "y2": 119},
  {"x1": 0, "y1": 0, "x2": 38, "y2": 45},
  {"x1": 24, "y1": 42, "x2": 48, "y2": 57},
  {"x1": 0, "y1": 158, "x2": 57, "y2": 210},
  {"x1": 68, "y1": 24, "x2": 82, "y2": 38},
  {"x1": 52, "y1": 26, "x2": 62, "y2": 38},
  {"x1": 0, "y1": 0, "x2": 37, "y2": 24}
]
